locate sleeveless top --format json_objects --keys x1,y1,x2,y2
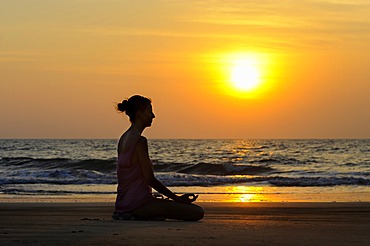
[{"x1": 114, "y1": 137, "x2": 154, "y2": 213}]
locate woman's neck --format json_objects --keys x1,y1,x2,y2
[{"x1": 130, "y1": 123, "x2": 145, "y2": 135}]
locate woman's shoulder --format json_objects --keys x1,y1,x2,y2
[
  {"x1": 136, "y1": 136, "x2": 149, "y2": 150},
  {"x1": 118, "y1": 133, "x2": 144, "y2": 153},
  {"x1": 138, "y1": 136, "x2": 147, "y2": 143}
]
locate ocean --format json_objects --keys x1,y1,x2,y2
[{"x1": 0, "y1": 139, "x2": 369, "y2": 202}]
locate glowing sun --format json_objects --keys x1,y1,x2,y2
[
  {"x1": 230, "y1": 57, "x2": 261, "y2": 92},
  {"x1": 217, "y1": 52, "x2": 271, "y2": 98},
  {"x1": 208, "y1": 51, "x2": 274, "y2": 99}
]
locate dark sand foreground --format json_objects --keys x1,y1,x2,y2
[{"x1": 1, "y1": 202, "x2": 369, "y2": 245}]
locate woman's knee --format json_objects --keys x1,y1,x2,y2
[{"x1": 187, "y1": 204, "x2": 204, "y2": 221}]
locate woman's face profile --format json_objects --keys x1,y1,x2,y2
[{"x1": 139, "y1": 104, "x2": 155, "y2": 127}]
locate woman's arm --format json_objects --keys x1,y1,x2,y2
[{"x1": 135, "y1": 137, "x2": 196, "y2": 203}]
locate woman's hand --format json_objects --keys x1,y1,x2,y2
[{"x1": 175, "y1": 193, "x2": 198, "y2": 204}]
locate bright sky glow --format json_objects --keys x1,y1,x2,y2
[{"x1": 0, "y1": 0, "x2": 369, "y2": 138}]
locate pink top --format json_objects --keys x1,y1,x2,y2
[{"x1": 114, "y1": 138, "x2": 153, "y2": 213}]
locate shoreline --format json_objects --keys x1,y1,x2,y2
[
  {"x1": 1, "y1": 202, "x2": 370, "y2": 245},
  {"x1": 1, "y1": 189, "x2": 369, "y2": 203}
]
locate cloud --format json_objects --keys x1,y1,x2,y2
[{"x1": 174, "y1": 0, "x2": 370, "y2": 49}]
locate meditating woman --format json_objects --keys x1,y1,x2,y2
[{"x1": 112, "y1": 95, "x2": 204, "y2": 221}]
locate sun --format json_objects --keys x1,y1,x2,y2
[
  {"x1": 230, "y1": 57, "x2": 261, "y2": 92},
  {"x1": 214, "y1": 52, "x2": 272, "y2": 98}
]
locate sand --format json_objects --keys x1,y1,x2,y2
[{"x1": 1, "y1": 202, "x2": 369, "y2": 246}]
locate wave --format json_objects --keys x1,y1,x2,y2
[
  {"x1": 178, "y1": 163, "x2": 273, "y2": 175},
  {"x1": 157, "y1": 174, "x2": 370, "y2": 187},
  {"x1": 1, "y1": 157, "x2": 274, "y2": 176},
  {"x1": 1, "y1": 157, "x2": 369, "y2": 188},
  {"x1": 1, "y1": 172, "x2": 369, "y2": 187},
  {"x1": 0, "y1": 157, "x2": 116, "y2": 172},
  {"x1": 268, "y1": 177, "x2": 370, "y2": 187}
]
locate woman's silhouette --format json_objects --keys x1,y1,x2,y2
[{"x1": 112, "y1": 95, "x2": 204, "y2": 221}]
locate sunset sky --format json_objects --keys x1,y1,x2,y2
[{"x1": 1, "y1": 0, "x2": 369, "y2": 139}]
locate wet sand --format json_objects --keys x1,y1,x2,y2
[{"x1": 1, "y1": 202, "x2": 369, "y2": 245}]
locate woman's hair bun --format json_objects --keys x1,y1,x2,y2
[{"x1": 117, "y1": 100, "x2": 130, "y2": 112}]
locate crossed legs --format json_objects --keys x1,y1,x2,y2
[{"x1": 131, "y1": 198, "x2": 204, "y2": 221}]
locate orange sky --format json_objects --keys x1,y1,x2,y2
[{"x1": 1, "y1": 0, "x2": 369, "y2": 139}]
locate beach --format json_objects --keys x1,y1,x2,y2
[
  {"x1": 1, "y1": 202, "x2": 370, "y2": 246},
  {"x1": 1, "y1": 139, "x2": 369, "y2": 245}
]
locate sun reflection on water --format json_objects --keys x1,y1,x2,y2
[{"x1": 225, "y1": 186, "x2": 266, "y2": 202}]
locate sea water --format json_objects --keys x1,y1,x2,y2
[{"x1": 0, "y1": 139, "x2": 369, "y2": 202}]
